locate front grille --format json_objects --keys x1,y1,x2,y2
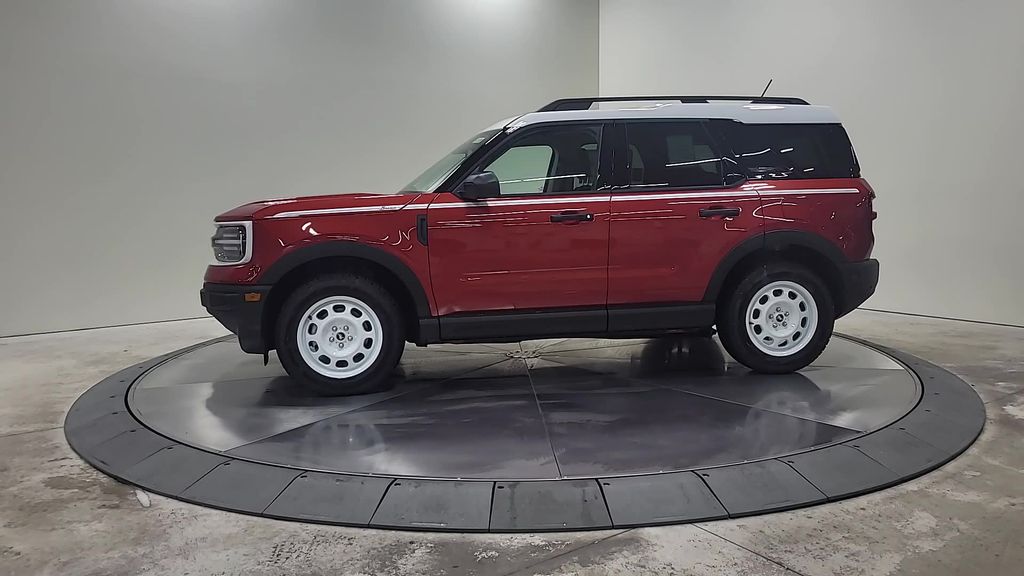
[{"x1": 212, "y1": 224, "x2": 248, "y2": 263}]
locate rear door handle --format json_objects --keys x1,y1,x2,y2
[
  {"x1": 550, "y1": 211, "x2": 594, "y2": 223},
  {"x1": 698, "y1": 206, "x2": 740, "y2": 219}
]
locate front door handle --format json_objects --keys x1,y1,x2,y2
[
  {"x1": 698, "y1": 206, "x2": 741, "y2": 219},
  {"x1": 550, "y1": 211, "x2": 594, "y2": 223}
]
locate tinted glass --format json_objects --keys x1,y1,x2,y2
[
  {"x1": 403, "y1": 129, "x2": 500, "y2": 192},
  {"x1": 625, "y1": 122, "x2": 723, "y2": 189},
  {"x1": 717, "y1": 122, "x2": 859, "y2": 179},
  {"x1": 486, "y1": 145, "x2": 554, "y2": 195},
  {"x1": 482, "y1": 125, "x2": 601, "y2": 195}
]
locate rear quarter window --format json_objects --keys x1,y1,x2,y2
[{"x1": 715, "y1": 121, "x2": 859, "y2": 179}]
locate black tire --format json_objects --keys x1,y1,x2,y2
[
  {"x1": 276, "y1": 273, "x2": 405, "y2": 396},
  {"x1": 716, "y1": 262, "x2": 834, "y2": 374}
]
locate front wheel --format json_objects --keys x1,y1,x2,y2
[
  {"x1": 276, "y1": 274, "x2": 405, "y2": 396},
  {"x1": 717, "y1": 263, "x2": 834, "y2": 373}
]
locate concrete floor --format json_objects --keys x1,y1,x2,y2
[{"x1": 0, "y1": 310, "x2": 1021, "y2": 576}]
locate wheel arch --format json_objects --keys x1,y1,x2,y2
[
  {"x1": 260, "y1": 242, "x2": 431, "y2": 347},
  {"x1": 704, "y1": 231, "x2": 848, "y2": 315}
]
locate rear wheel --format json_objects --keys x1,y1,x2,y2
[
  {"x1": 276, "y1": 274, "x2": 404, "y2": 395},
  {"x1": 717, "y1": 263, "x2": 834, "y2": 373}
]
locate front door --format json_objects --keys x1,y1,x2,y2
[{"x1": 427, "y1": 123, "x2": 611, "y2": 337}]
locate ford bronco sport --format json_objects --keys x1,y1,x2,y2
[{"x1": 201, "y1": 96, "x2": 878, "y2": 395}]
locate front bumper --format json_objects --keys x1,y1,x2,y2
[
  {"x1": 836, "y1": 258, "x2": 879, "y2": 317},
  {"x1": 200, "y1": 283, "x2": 272, "y2": 353}
]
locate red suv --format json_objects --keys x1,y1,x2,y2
[{"x1": 202, "y1": 96, "x2": 878, "y2": 395}]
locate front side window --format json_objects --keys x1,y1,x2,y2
[
  {"x1": 481, "y1": 125, "x2": 602, "y2": 195},
  {"x1": 625, "y1": 122, "x2": 723, "y2": 189},
  {"x1": 485, "y1": 145, "x2": 555, "y2": 195}
]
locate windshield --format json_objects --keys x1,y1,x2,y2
[{"x1": 401, "y1": 129, "x2": 501, "y2": 192}]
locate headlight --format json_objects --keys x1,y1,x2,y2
[{"x1": 210, "y1": 221, "x2": 253, "y2": 265}]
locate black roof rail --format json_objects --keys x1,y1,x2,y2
[{"x1": 537, "y1": 95, "x2": 810, "y2": 112}]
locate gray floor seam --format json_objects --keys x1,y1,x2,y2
[
  {"x1": 0, "y1": 315, "x2": 214, "y2": 340},
  {"x1": 260, "y1": 472, "x2": 304, "y2": 515},
  {"x1": 486, "y1": 481, "x2": 497, "y2": 530},
  {"x1": 778, "y1": 459, "x2": 829, "y2": 500},
  {"x1": 478, "y1": 343, "x2": 521, "y2": 354},
  {"x1": 366, "y1": 479, "x2": 397, "y2": 526},
  {"x1": 693, "y1": 470, "x2": 731, "y2": 517},
  {"x1": 537, "y1": 353, "x2": 868, "y2": 438},
  {"x1": 0, "y1": 425, "x2": 62, "y2": 440},
  {"x1": 694, "y1": 524, "x2": 812, "y2": 576},
  {"x1": 522, "y1": 342, "x2": 565, "y2": 479},
  {"x1": 644, "y1": 378, "x2": 864, "y2": 434},
  {"x1": 537, "y1": 354, "x2": 608, "y2": 377},
  {"x1": 178, "y1": 460, "x2": 228, "y2": 495},
  {"x1": 984, "y1": 387, "x2": 1024, "y2": 405},
  {"x1": 220, "y1": 357, "x2": 514, "y2": 453},
  {"x1": 532, "y1": 338, "x2": 570, "y2": 352},
  {"x1": 846, "y1": 443, "x2": 900, "y2": 475},
  {"x1": 897, "y1": 426, "x2": 957, "y2": 454},
  {"x1": 858, "y1": 307, "x2": 1024, "y2": 330},
  {"x1": 594, "y1": 477, "x2": 614, "y2": 526}
]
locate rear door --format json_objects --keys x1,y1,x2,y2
[
  {"x1": 427, "y1": 123, "x2": 612, "y2": 329},
  {"x1": 607, "y1": 120, "x2": 764, "y2": 321}
]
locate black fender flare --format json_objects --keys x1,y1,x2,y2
[
  {"x1": 702, "y1": 230, "x2": 847, "y2": 302},
  {"x1": 261, "y1": 241, "x2": 431, "y2": 318}
]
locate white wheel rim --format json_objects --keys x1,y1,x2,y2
[
  {"x1": 296, "y1": 296, "x2": 384, "y2": 379},
  {"x1": 744, "y1": 280, "x2": 818, "y2": 357}
]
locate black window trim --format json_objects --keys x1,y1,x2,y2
[{"x1": 607, "y1": 118, "x2": 746, "y2": 195}]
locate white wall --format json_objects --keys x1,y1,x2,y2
[
  {"x1": 0, "y1": 0, "x2": 598, "y2": 336},
  {"x1": 5, "y1": 0, "x2": 1019, "y2": 335},
  {"x1": 601, "y1": 0, "x2": 1024, "y2": 326}
]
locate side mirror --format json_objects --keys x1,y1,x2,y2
[{"x1": 461, "y1": 171, "x2": 500, "y2": 201}]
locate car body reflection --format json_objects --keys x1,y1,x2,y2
[{"x1": 184, "y1": 336, "x2": 893, "y2": 479}]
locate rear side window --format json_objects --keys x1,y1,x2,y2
[
  {"x1": 625, "y1": 122, "x2": 723, "y2": 189},
  {"x1": 716, "y1": 121, "x2": 859, "y2": 179}
]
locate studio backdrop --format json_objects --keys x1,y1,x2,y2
[
  {"x1": 601, "y1": 0, "x2": 1024, "y2": 326},
  {"x1": 0, "y1": 0, "x2": 599, "y2": 336},
  {"x1": 1, "y1": 0, "x2": 1021, "y2": 336}
]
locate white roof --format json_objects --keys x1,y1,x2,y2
[{"x1": 503, "y1": 102, "x2": 839, "y2": 130}]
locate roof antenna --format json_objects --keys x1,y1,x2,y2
[{"x1": 759, "y1": 78, "x2": 773, "y2": 98}]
